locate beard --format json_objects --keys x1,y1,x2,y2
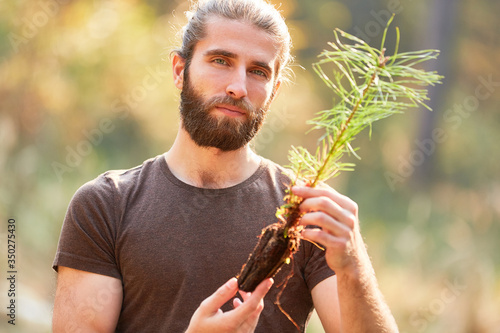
[{"x1": 179, "y1": 72, "x2": 270, "y2": 152}]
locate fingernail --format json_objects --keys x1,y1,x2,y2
[{"x1": 226, "y1": 277, "x2": 238, "y2": 289}]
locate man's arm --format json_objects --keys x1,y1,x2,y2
[
  {"x1": 53, "y1": 267, "x2": 273, "y2": 333},
  {"x1": 311, "y1": 275, "x2": 341, "y2": 332},
  {"x1": 293, "y1": 185, "x2": 398, "y2": 333},
  {"x1": 53, "y1": 266, "x2": 123, "y2": 333}
]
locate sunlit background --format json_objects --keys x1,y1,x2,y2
[{"x1": 1, "y1": 0, "x2": 499, "y2": 332}]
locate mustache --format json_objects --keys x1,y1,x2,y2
[{"x1": 205, "y1": 95, "x2": 257, "y2": 116}]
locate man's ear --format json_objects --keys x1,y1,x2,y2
[{"x1": 172, "y1": 52, "x2": 186, "y2": 90}]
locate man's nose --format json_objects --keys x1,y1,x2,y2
[{"x1": 226, "y1": 67, "x2": 248, "y2": 99}]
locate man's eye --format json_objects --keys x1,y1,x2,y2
[
  {"x1": 251, "y1": 69, "x2": 267, "y2": 78},
  {"x1": 214, "y1": 58, "x2": 227, "y2": 65}
]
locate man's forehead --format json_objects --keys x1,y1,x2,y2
[{"x1": 197, "y1": 16, "x2": 281, "y2": 70}]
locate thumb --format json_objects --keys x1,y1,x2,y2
[{"x1": 199, "y1": 278, "x2": 238, "y2": 315}]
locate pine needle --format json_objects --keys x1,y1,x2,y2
[{"x1": 280, "y1": 18, "x2": 443, "y2": 223}]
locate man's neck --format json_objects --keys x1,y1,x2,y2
[{"x1": 164, "y1": 127, "x2": 261, "y2": 189}]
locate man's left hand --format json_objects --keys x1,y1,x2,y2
[{"x1": 292, "y1": 185, "x2": 370, "y2": 277}]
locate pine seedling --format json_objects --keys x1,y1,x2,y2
[{"x1": 238, "y1": 16, "x2": 442, "y2": 301}]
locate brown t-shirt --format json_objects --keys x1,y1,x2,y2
[{"x1": 53, "y1": 154, "x2": 335, "y2": 332}]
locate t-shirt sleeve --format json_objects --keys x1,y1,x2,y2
[
  {"x1": 301, "y1": 239, "x2": 336, "y2": 291},
  {"x1": 52, "y1": 175, "x2": 121, "y2": 280}
]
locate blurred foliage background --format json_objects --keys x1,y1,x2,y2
[{"x1": 0, "y1": 0, "x2": 499, "y2": 332}]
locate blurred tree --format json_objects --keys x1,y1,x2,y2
[
  {"x1": 413, "y1": 0, "x2": 460, "y2": 188},
  {"x1": 0, "y1": 0, "x2": 499, "y2": 332}
]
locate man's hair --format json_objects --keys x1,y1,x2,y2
[{"x1": 175, "y1": 0, "x2": 293, "y2": 82}]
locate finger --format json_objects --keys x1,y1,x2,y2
[
  {"x1": 199, "y1": 278, "x2": 238, "y2": 315},
  {"x1": 239, "y1": 305, "x2": 264, "y2": 332},
  {"x1": 292, "y1": 185, "x2": 358, "y2": 215},
  {"x1": 234, "y1": 278, "x2": 273, "y2": 317},
  {"x1": 238, "y1": 290, "x2": 251, "y2": 302},
  {"x1": 299, "y1": 197, "x2": 357, "y2": 229},
  {"x1": 233, "y1": 289, "x2": 251, "y2": 309},
  {"x1": 300, "y1": 211, "x2": 351, "y2": 237},
  {"x1": 233, "y1": 297, "x2": 243, "y2": 309},
  {"x1": 301, "y1": 228, "x2": 345, "y2": 250},
  {"x1": 233, "y1": 281, "x2": 272, "y2": 331}
]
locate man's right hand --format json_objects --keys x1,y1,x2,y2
[{"x1": 185, "y1": 277, "x2": 273, "y2": 333}]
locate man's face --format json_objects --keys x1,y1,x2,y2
[
  {"x1": 180, "y1": 69, "x2": 269, "y2": 151},
  {"x1": 176, "y1": 16, "x2": 281, "y2": 151}
]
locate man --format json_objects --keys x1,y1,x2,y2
[{"x1": 52, "y1": 0, "x2": 398, "y2": 332}]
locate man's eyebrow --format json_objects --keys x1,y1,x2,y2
[
  {"x1": 204, "y1": 49, "x2": 237, "y2": 59},
  {"x1": 204, "y1": 49, "x2": 274, "y2": 74}
]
